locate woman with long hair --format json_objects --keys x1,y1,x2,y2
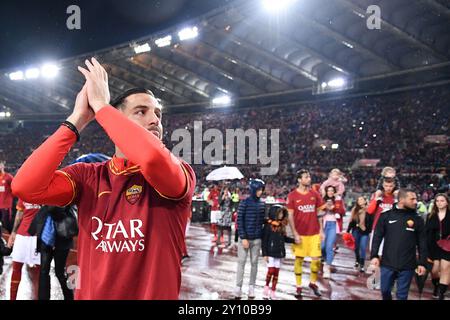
[
  {"x1": 347, "y1": 196, "x2": 372, "y2": 272},
  {"x1": 321, "y1": 186, "x2": 346, "y2": 278},
  {"x1": 426, "y1": 193, "x2": 450, "y2": 300}
]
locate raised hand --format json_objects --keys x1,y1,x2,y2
[
  {"x1": 66, "y1": 84, "x2": 95, "y2": 133},
  {"x1": 78, "y1": 57, "x2": 111, "y2": 113}
]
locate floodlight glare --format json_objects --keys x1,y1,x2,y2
[
  {"x1": 25, "y1": 68, "x2": 40, "y2": 79},
  {"x1": 327, "y1": 78, "x2": 346, "y2": 87},
  {"x1": 134, "y1": 43, "x2": 151, "y2": 54},
  {"x1": 9, "y1": 71, "x2": 24, "y2": 81},
  {"x1": 212, "y1": 95, "x2": 231, "y2": 106},
  {"x1": 178, "y1": 26, "x2": 198, "y2": 41},
  {"x1": 155, "y1": 35, "x2": 172, "y2": 47},
  {"x1": 41, "y1": 63, "x2": 59, "y2": 78},
  {"x1": 262, "y1": 0, "x2": 296, "y2": 12}
]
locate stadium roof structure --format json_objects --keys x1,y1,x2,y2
[{"x1": 1, "y1": 0, "x2": 450, "y2": 120}]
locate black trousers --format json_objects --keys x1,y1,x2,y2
[
  {"x1": 0, "y1": 208, "x2": 14, "y2": 233},
  {"x1": 39, "y1": 239, "x2": 74, "y2": 300}
]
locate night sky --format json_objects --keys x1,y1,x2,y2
[{"x1": 0, "y1": 0, "x2": 231, "y2": 70}]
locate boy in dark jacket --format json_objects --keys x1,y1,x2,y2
[
  {"x1": 234, "y1": 179, "x2": 265, "y2": 300},
  {"x1": 262, "y1": 205, "x2": 294, "y2": 299}
]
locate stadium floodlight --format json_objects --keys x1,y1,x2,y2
[
  {"x1": 212, "y1": 95, "x2": 231, "y2": 106},
  {"x1": 327, "y1": 78, "x2": 346, "y2": 88},
  {"x1": 331, "y1": 143, "x2": 339, "y2": 150},
  {"x1": 41, "y1": 63, "x2": 59, "y2": 78},
  {"x1": 321, "y1": 82, "x2": 327, "y2": 89},
  {"x1": 155, "y1": 35, "x2": 172, "y2": 47},
  {"x1": 134, "y1": 43, "x2": 151, "y2": 54},
  {"x1": 5, "y1": 112, "x2": 11, "y2": 117},
  {"x1": 0, "y1": 112, "x2": 5, "y2": 117},
  {"x1": 262, "y1": 0, "x2": 297, "y2": 12},
  {"x1": 25, "y1": 68, "x2": 40, "y2": 79},
  {"x1": 9, "y1": 71, "x2": 24, "y2": 81},
  {"x1": 178, "y1": 26, "x2": 198, "y2": 41}
]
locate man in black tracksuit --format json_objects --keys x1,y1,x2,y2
[{"x1": 370, "y1": 188, "x2": 427, "y2": 300}]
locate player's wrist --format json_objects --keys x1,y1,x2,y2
[
  {"x1": 66, "y1": 113, "x2": 89, "y2": 134},
  {"x1": 91, "y1": 100, "x2": 109, "y2": 113}
]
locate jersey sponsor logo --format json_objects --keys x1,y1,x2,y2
[
  {"x1": 91, "y1": 217, "x2": 145, "y2": 253},
  {"x1": 125, "y1": 185, "x2": 143, "y2": 205},
  {"x1": 297, "y1": 204, "x2": 316, "y2": 213},
  {"x1": 23, "y1": 202, "x2": 41, "y2": 210},
  {"x1": 0, "y1": 186, "x2": 4, "y2": 192},
  {"x1": 388, "y1": 220, "x2": 397, "y2": 224}
]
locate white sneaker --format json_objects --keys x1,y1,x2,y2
[
  {"x1": 263, "y1": 286, "x2": 270, "y2": 299},
  {"x1": 323, "y1": 265, "x2": 331, "y2": 279},
  {"x1": 270, "y1": 290, "x2": 277, "y2": 300},
  {"x1": 233, "y1": 287, "x2": 242, "y2": 299},
  {"x1": 248, "y1": 285, "x2": 255, "y2": 299}
]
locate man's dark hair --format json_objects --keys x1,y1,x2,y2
[
  {"x1": 398, "y1": 188, "x2": 416, "y2": 199},
  {"x1": 296, "y1": 169, "x2": 309, "y2": 179},
  {"x1": 110, "y1": 88, "x2": 155, "y2": 109}
]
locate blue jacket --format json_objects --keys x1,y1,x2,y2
[{"x1": 237, "y1": 180, "x2": 266, "y2": 240}]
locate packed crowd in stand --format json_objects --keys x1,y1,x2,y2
[{"x1": 1, "y1": 86, "x2": 447, "y2": 198}]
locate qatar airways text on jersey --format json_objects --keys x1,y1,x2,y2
[{"x1": 91, "y1": 217, "x2": 145, "y2": 253}]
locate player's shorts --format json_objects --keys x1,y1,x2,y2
[
  {"x1": 267, "y1": 257, "x2": 282, "y2": 268},
  {"x1": 210, "y1": 210, "x2": 222, "y2": 224},
  {"x1": 11, "y1": 234, "x2": 40, "y2": 266},
  {"x1": 291, "y1": 234, "x2": 321, "y2": 258}
]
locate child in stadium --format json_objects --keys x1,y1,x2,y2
[
  {"x1": 375, "y1": 166, "x2": 401, "y2": 197},
  {"x1": 319, "y1": 168, "x2": 347, "y2": 198},
  {"x1": 261, "y1": 205, "x2": 294, "y2": 299},
  {"x1": 234, "y1": 179, "x2": 266, "y2": 299}
]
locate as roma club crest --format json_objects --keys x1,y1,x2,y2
[
  {"x1": 406, "y1": 220, "x2": 415, "y2": 228},
  {"x1": 125, "y1": 185, "x2": 143, "y2": 204}
]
